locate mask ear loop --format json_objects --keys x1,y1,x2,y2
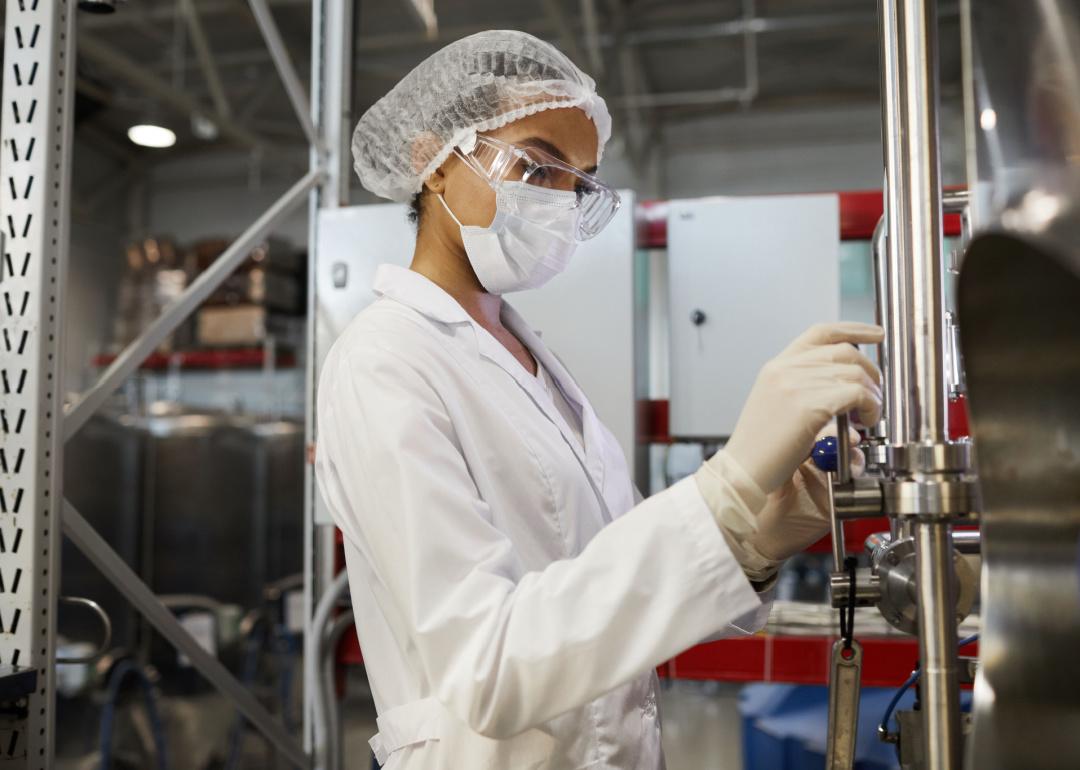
[{"x1": 436, "y1": 193, "x2": 465, "y2": 228}]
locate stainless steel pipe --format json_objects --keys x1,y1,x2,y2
[
  {"x1": 951, "y1": 529, "x2": 980, "y2": 554},
  {"x1": 914, "y1": 521, "x2": 963, "y2": 769},
  {"x1": 876, "y1": 1, "x2": 962, "y2": 768},
  {"x1": 885, "y1": 0, "x2": 948, "y2": 445},
  {"x1": 877, "y1": 0, "x2": 915, "y2": 447}
]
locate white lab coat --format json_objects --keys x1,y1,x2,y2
[{"x1": 315, "y1": 265, "x2": 771, "y2": 770}]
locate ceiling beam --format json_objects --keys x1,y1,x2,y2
[
  {"x1": 78, "y1": 34, "x2": 275, "y2": 152},
  {"x1": 178, "y1": 0, "x2": 233, "y2": 118}
]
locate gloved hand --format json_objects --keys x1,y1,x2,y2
[
  {"x1": 697, "y1": 424, "x2": 866, "y2": 582},
  {"x1": 746, "y1": 423, "x2": 866, "y2": 565},
  {"x1": 723, "y1": 322, "x2": 883, "y2": 496}
]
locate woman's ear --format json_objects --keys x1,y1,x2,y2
[{"x1": 424, "y1": 164, "x2": 447, "y2": 196}]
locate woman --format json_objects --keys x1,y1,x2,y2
[{"x1": 315, "y1": 30, "x2": 882, "y2": 770}]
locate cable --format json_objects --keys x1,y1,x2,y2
[
  {"x1": 223, "y1": 617, "x2": 270, "y2": 770},
  {"x1": 98, "y1": 659, "x2": 168, "y2": 770},
  {"x1": 878, "y1": 633, "x2": 980, "y2": 740},
  {"x1": 878, "y1": 668, "x2": 920, "y2": 739}
]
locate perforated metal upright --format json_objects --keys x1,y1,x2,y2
[{"x1": 0, "y1": 0, "x2": 76, "y2": 765}]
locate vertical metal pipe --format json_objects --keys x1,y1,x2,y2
[
  {"x1": 898, "y1": 0, "x2": 948, "y2": 443},
  {"x1": 877, "y1": 3, "x2": 960, "y2": 767},
  {"x1": 871, "y1": 216, "x2": 888, "y2": 374},
  {"x1": 914, "y1": 521, "x2": 962, "y2": 769},
  {"x1": 877, "y1": 0, "x2": 915, "y2": 446}
]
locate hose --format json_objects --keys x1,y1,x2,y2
[
  {"x1": 223, "y1": 615, "x2": 269, "y2": 770},
  {"x1": 99, "y1": 659, "x2": 168, "y2": 770},
  {"x1": 322, "y1": 610, "x2": 355, "y2": 770},
  {"x1": 879, "y1": 633, "x2": 980, "y2": 738},
  {"x1": 309, "y1": 569, "x2": 352, "y2": 766}
]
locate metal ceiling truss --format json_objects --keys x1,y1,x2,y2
[
  {"x1": 0, "y1": 0, "x2": 352, "y2": 765},
  {"x1": 64, "y1": 0, "x2": 960, "y2": 154}
]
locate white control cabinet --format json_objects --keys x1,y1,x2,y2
[{"x1": 667, "y1": 194, "x2": 840, "y2": 439}]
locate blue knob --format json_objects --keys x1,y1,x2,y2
[{"x1": 812, "y1": 436, "x2": 839, "y2": 472}]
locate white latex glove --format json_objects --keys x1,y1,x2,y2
[
  {"x1": 723, "y1": 322, "x2": 884, "y2": 496},
  {"x1": 697, "y1": 425, "x2": 865, "y2": 582},
  {"x1": 747, "y1": 423, "x2": 867, "y2": 563}
]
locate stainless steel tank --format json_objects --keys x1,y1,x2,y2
[
  {"x1": 62, "y1": 412, "x2": 142, "y2": 650},
  {"x1": 958, "y1": 2, "x2": 1080, "y2": 767},
  {"x1": 62, "y1": 407, "x2": 304, "y2": 652}
]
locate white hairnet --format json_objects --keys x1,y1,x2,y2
[{"x1": 351, "y1": 30, "x2": 612, "y2": 202}]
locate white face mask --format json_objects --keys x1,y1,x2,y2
[{"x1": 437, "y1": 182, "x2": 581, "y2": 294}]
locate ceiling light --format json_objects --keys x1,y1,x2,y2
[
  {"x1": 128, "y1": 124, "x2": 177, "y2": 149},
  {"x1": 979, "y1": 108, "x2": 997, "y2": 131}
]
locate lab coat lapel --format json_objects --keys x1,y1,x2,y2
[
  {"x1": 499, "y1": 304, "x2": 611, "y2": 516},
  {"x1": 472, "y1": 324, "x2": 584, "y2": 463}
]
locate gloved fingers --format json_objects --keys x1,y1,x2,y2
[
  {"x1": 795, "y1": 462, "x2": 832, "y2": 517},
  {"x1": 850, "y1": 445, "x2": 867, "y2": 477},
  {"x1": 794, "y1": 343, "x2": 882, "y2": 383},
  {"x1": 824, "y1": 381, "x2": 883, "y2": 428},
  {"x1": 784, "y1": 322, "x2": 885, "y2": 355},
  {"x1": 815, "y1": 421, "x2": 863, "y2": 444}
]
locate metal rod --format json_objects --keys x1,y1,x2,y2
[
  {"x1": 914, "y1": 520, "x2": 963, "y2": 770},
  {"x1": 942, "y1": 189, "x2": 970, "y2": 213},
  {"x1": 952, "y1": 529, "x2": 980, "y2": 554},
  {"x1": 872, "y1": 216, "x2": 888, "y2": 375},
  {"x1": 613, "y1": 85, "x2": 753, "y2": 110},
  {"x1": 827, "y1": 476, "x2": 846, "y2": 572},
  {"x1": 248, "y1": 0, "x2": 323, "y2": 152},
  {"x1": 877, "y1": 0, "x2": 915, "y2": 446},
  {"x1": 580, "y1": 0, "x2": 604, "y2": 76},
  {"x1": 179, "y1": 0, "x2": 231, "y2": 118},
  {"x1": 836, "y1": 413, "x2": 852, "y2": 486},
  {"x1": 63, "y1": 169, "x2": 322, "y2": 442},
  {"x1": 63, "y1": 501, "x2": 311, "y2": 769},
  {"x1": 900, "y1": 0, "x2": 948, "y2": 444}
]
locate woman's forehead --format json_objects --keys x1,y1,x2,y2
[{"x1": 486, "y1": 108, "x2": 600, "y2": 171}]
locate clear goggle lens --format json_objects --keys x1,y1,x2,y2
[{"x1": 456, "y1": 136, "x2": 620, "y2": 241}]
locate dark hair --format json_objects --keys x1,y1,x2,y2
[{"x1": 408, "y1": 191, "x2": 425, "y2": 229}]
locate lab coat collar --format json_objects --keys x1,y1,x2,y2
[
  {"x1": 372, "y1": 264, "x2": 473, "y2": 325},
  {"x1": 373, "y1": 263, "x2": 611, "y2": 518}
]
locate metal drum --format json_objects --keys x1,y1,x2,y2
[
  {"x1": 62, "y1": 407, "x2": 304, "y2": 656},
  {"x1": 62, "y1": 412, "x2": 142, "y2": 651}
]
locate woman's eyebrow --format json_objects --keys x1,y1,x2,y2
[{"x1": 518, "y1": 137, "x2": 598, "y2": 174}]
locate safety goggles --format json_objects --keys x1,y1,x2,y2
[{"x1": 453, "y1": 134, "x2": 620, "y2": 241}]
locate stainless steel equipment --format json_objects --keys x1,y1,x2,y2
[
  {"x1": 62, "y1": 408, "x2": 304, "y2": 655},
  {"x1": 823, "y1": 2, "x2": 984, "y2": 768},
  {"x1": 957, "y1": 1, "x2": 1080, "y2": 767}
]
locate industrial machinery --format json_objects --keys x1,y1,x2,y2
[{"x1": 819, "y1": 2, "x2": 1080, "y2": 769}]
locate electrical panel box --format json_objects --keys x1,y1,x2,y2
[{"x1": 667, "y1": 194, "x2": 840, "y2": 440}]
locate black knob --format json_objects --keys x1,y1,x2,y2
[{"x1": 690, "y1": 309, "x2": 707, "y2": 326}]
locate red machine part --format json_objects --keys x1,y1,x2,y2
[{"x1": 659, "y1": 635, "x2": 977, "y2": 688}]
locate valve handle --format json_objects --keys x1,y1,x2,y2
[{"x1": 813, "y1": 436, "x2": 840, "y2": 473}]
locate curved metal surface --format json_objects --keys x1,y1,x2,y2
[{"x1": 959, "y1": 3, "x2": 1080, "y2": 768}]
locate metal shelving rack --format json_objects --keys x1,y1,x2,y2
[{"x1": 0, "y1": 0, "x2": 351, "y2": 766}]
